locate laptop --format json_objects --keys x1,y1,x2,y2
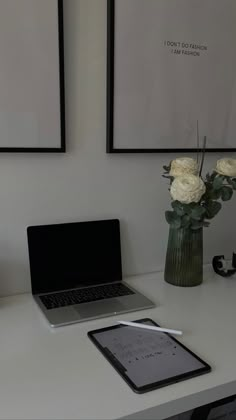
[{"x1": 27, "y1": 219, "x2": 155, "y2": 327}]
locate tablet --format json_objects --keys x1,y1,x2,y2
[{"x1": 88, "y1": 318, "x2": 211, "y2": 393}]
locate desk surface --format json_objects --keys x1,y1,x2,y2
[{"x1": 0, "y1": 267, "x2": 236, "y2": 420}]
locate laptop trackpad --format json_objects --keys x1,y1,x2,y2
[{"x1": 75, "y1": 299, "x2": 125, "y2": 317}]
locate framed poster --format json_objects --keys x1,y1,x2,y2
[
  {"x1": 107, "y1": 0, "x2": 236, "y2": 153},
  {"x1": 0, "y1": 0, "x2": 65, "y2": 152}
]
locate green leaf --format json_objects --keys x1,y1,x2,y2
[
  {"x1": 202, "y1": 221, "x2": 210, "y2": 227},
  {"x1": 213, "y1": 176, "x2": 224, "y2": 190},
  {"x1": 165, "y1": 211, "x2": 181, "y2": 228},
  {"x1": 208, "y1": 188, "x2": 222, "y2": 200},
  {"x1": 204, "y1": 201, "x2": 222, "y2": 219},
  {"x1": 162, "y1": 175, "x2": 174, "y2": 182},
  {"x1": 163, "y1": 165, "x2": 170, "y2": 173},
  {"x1": 220, "y1": 186, "x2": 233, "y2": 201},
  {"x1": 189, "y1": 202, "x2": 199, "y2": 209},
  {"x1": 228, "y1": 178, "x2": 236, "y2": 190},
  {"x1": 191, "y1": 205, "x2": 206, "y2": 220},
  {"x1": 171, "y1": 201, "x2": 185, "y2": 216},
  {"x1": 163, "y1": 162, "x2": 172, "y2": 173},
  {"x1": 206, "y1": 172, "x2": 217, "y2": 182},
  {"x1": 182, "y1": 204, "x2": 192, "y2": 215}
]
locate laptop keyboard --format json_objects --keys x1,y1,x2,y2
[{"x1": 40, "y1": 283, "x2": 135, "y2": 310}]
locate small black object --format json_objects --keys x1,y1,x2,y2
[
  {"x1": 212, "y1": 254, "x2": 236, "y2": 277},
  {"x1": 232, "y1": 252, "x2": 236, "y2": 268}
]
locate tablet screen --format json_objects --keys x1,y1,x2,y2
[{"x1": 88, "y1": 319, "x2": 211, "y2": 393}]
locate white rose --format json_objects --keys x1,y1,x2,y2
[
  {"x1": 215, "y1": 158, "x2": 236, "y2": 177},
  {"x1": 169, "y1": 157, "x2": 198, "y2": 177},
  {"x1": 170, "y1": 174, "x2": 206, "y2": 204}
]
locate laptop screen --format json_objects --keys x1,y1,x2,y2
[{"x1": 27, "y1": 219, "x2": 122, "y2": 295}]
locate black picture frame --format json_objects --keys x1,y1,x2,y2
[
  {"x1": 106, "y1": 0, "x2": 236, "y2": 154},
  {"x1": 0, "y1": 0, "x2": 65, "y2": 153}
]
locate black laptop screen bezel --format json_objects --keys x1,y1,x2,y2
[{"x1": 27, "y1": 219, "x2": 122, "y2": 295}]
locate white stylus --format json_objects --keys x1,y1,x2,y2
[{"x1": 117, "y1": 321, "x2": 183, "y2": 336}]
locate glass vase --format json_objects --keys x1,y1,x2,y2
[{"x1": 164, "y1": 227, "x2": 203, "y2": 287}]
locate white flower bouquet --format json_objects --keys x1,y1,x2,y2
[{"x1": 163, "y1": 157, "x2": 236, "y2": 230}]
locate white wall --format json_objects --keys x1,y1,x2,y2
[{"x1": 0, "y1": 0, "x2": 235, "y2": 297}]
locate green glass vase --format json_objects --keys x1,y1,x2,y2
[{"x1": 164, "y1": 227, "x2": 203, "y2": 287}]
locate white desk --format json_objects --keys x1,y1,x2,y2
[{"x1": 0, "y1": 267, "x2": 236, "y2": 420}]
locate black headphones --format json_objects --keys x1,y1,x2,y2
[{"x1": 212, "y1": 253, "x2": 236, "y2": 277}]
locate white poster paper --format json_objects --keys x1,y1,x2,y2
[{"x1": 112, "y1": 0, "x2": 236, "y2": 150}]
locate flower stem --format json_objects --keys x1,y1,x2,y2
[
  {"x1": 199, "y1": 136, "x2": 207, "y2": 177},
  {"x1": 196, "y1": 120, "x2": 200, "y2": 164}
]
